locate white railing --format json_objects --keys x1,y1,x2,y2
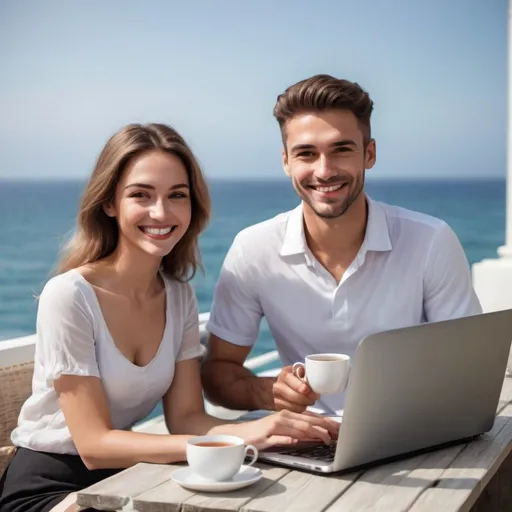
[
  {"x1": 244, "y1": 350, "x2": 280, "y2": 372},
  {"x1": 0, "y1": 335, "x2": 39, "y2": 367}
]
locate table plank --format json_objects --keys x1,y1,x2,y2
[
  {"x1": 131, "y1": 475, "x2": 195, "y2": 512},
  {"x1": 331, "y1": 445, "x2": 466, "y2": 512},
  {"x1": 76, "y1": 463, "x2": 176, "y2": 511},
  {"x1": 183, "y1": 464, "x2": 289, "y2": 512},
  {"x1": 132, "y1": 464, "x2": 289, "y2": 512},
  {"x1": 324, "y1": 452, "x2": 434, "y2": 512},
  {"x1": 241, "y1": 468, "x2": 361, "y2": 512},
  {"x1": 408, "y1": 403, "x2": 512, "y2": 512},
  {"x1": 497, "y1": 376, "x2": 512, "y2": 414}
]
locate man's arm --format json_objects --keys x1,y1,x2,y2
[
  {"x1": 423, "y1": 223, "x2": 483, "y2": 322},
  {"x1": 201, "y1": 334, "x2": 277, "y2": 411},
  {"x1": 201, "y1": 334, "x2": 320, "y2": 413}
]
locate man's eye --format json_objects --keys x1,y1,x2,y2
[{"x1": 297, "y1": 151, "x2": 314, "y2": 158}]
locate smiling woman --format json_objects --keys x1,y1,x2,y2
[{"x1": 0, "y1": 123, "x2": 340, "y2": 512}]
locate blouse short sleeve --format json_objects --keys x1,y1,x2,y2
[
  {"x1": 176, "y1": 283, "x2": 204, "y2": 362},
  {"x1": 36, "y1": 274, "x2": 100, "y2": 385}
]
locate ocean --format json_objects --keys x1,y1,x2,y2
[{"x1": 0, "y1": 177, "x2": 506, "y2": 362}]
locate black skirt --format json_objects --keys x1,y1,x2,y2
[{"x1": 0, "y1": 447, "x2": 121, "y2": 512}]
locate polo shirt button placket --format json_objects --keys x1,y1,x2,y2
[{"x1": 332, "y1": 284, "x2": 348, "y2": 321}]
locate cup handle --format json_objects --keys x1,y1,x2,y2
[
  {"x1": 292, "y1": 362, "x2": 307, "y2": 382},
  {"x1": 244, "y1": 444, "x2": 258, "y2": 466}
]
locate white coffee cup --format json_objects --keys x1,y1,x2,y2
[
  {"x1": 292, "y1": 353, "x2": 351, "y2": 394},
  {"x1": 186, "y1": 435, "x2": 258, "y2": 482}
]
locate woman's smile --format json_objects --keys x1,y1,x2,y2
[{"x1": 138, "y1": 225, "x2": 177, "y2": 240}]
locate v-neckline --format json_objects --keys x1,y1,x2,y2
[{"x1": 71, "y1": 269, "x2": 169, "y2": 371}]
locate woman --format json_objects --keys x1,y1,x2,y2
[{"x1": 0, "y1": 123, "x2": 338, "y2": 512}]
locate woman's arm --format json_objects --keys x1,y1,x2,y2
[
  {"x1": 55, "y1": 375, "x2": 194, "y2": 470},
  {"x1": 162, "y1": 357, "x2": 232, "y2": 435}
]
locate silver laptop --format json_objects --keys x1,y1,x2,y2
[{"x1": 259, "y1": 309, "x2": 512, "y2": 473}]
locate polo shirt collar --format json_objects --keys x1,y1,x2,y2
[
  {"x1": 279, "y1": 196, "x2": 393, "y2": 258},
  {"x1": 364, "y1": 197, "x2": 393, "y2": 252},
  {"x1": 279, "y1": 204, "x2": 306, "y2": 257}
]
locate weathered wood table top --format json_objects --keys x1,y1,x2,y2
[{"x1": 78, "y1": 376, "x2": 512, "y2": 512}]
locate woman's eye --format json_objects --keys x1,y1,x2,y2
[
  {"x1": 129, "y1": 192, "x2": 147, "y2": 198},
  {"x1": 170, "y1": 192, "x2": 188, "y2": 199}
]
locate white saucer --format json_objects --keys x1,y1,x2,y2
[{"x1": 171, "y1": 465, "x2": 262, "y2": 492}]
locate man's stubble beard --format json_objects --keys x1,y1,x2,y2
[{"x1": 294, "y1": 169, "x2": 366, "y2": 220}]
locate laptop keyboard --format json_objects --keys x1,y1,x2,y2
[{"x1": 284, "y1": 443, "x2": 337, "y2": 462}]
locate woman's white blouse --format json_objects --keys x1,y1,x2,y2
[{"x1": 11, "y1": 269, "x2": 203, "y2": 455}]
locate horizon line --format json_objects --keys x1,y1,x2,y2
[{"x1": 0, "y1": 175, "x2": 506, "y2": 184}]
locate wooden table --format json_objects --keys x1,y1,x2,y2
[{"x1": 77, "y1": 376, "x2": 512, "y2": 512}]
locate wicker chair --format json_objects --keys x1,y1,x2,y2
[{"x1": 0, "y1": 362, "x2": 34, "y2": 477}]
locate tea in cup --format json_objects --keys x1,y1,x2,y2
[
  {"x1": 186, "y1": 435, "x2": 258, "y2": 481},
  {"x1": 292, "y1": 353, "x2": 351, "y2": 394}
]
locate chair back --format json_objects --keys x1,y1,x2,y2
[{"x1": 0, "y1": 362, "x2": 33, "y2": 477}]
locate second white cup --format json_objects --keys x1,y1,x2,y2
[{"x1": 292, "y1": 353, "x2": 351, "y2": 394}]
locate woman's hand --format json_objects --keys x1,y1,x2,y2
[{"x1": 236, "y1": 410, "x2": 340, "y2": 450}]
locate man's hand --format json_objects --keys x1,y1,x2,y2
[{"x1": 272, "y1": 365, "x2": 320, "y2": 413}]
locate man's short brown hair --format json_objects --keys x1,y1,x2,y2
[{"x1": 273, "y1": 74, "x2": 374, "y2": 146}]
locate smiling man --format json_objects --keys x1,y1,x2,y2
[{"x1": 200, "y1": 74, "x2": 482, "y2": 416}]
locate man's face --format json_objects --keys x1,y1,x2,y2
[{"x1": 282, "y1": 109, "x2": 376, "y2": 219}]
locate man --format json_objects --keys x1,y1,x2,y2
[{"x1": 201, "y1": 74, "x2": 482, "y2": 416}]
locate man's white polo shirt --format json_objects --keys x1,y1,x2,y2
[{"x1": 207, "y1": 197, "x2": 482, "y2": 415}]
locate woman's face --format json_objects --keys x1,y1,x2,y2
[{"x1": 105, "y1": 149, "x2": 192, "y2": 260}]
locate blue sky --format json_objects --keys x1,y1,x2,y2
[{"x1": 0, "y1": 0, "x2": 507, "y2": 180}]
